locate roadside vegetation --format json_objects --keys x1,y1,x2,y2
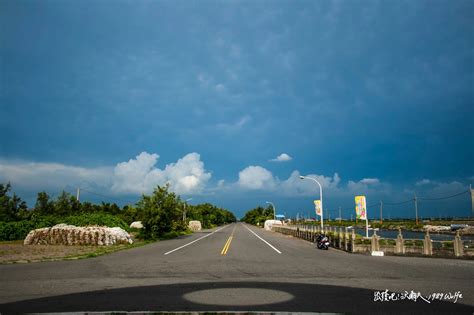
[
  {"x1": 0, "y1": 183, "x2": 236, "y2": 242},
  {"x1": 240, "y1": 205, "x2": 275, "y2": 226}
]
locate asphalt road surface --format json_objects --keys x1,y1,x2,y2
[{"x1": 1, "y1": 222, "x2": 473, "y2": 314}]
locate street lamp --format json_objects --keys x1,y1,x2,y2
[
  {"x1": 183, "y1": 198, "x2": 193, "y2": 223},
  {"x1": 265, "y1": 201, "x2": 276, "y2": 220},
  {"x1": 300, "y1": 175, "x2": 324, "y2": 230}
]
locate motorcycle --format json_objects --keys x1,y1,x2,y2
[{"x1": 316, "y1": 234, "x2": 330, "y2": 250}]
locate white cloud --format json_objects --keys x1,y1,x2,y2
[
  {"x1": 215, "y1": 83, "x2": 226, "y2": 92},
  {"x1": 0, "y1": 152, "x2": 212, "y2": 197},
  {"x1": 416, "y1": 179, "x2": 432, "y2": 186},
  {"x1": 111, "y1": 152, "x2": 211, "y2": 195},
  {"x1": 270, "y1": 153, "x2": 293, "y2": 162},
  {"x1": 234, "y1": 166, "x2": 341, "y2": 196},
  {"x1": 348, "y1": 177, "x2": 382, "y2": 192},
  {"x1": 0, "y1": 160, "x2": 112, "y2": 190},
  {"x1": 238, "y1": 166, "x2": 276, "y2": 190},
  {"x1": 215, "y1": 115, "x2": 251, "y2": 132},
  {"x1": 280, "y1": 171, "x2": 341, "y2": 196},
  {"x1": 197, "y1": 73, "x2": 209, "y2": 87},
  {"x1": 359, "y1": 178, "x2": 380, "y2": 185}
]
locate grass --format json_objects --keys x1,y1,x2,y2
[{"x1": 0, "y1": 239, "x2": 153, "y2": 264}]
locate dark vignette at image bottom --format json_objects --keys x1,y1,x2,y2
[{"x1": 0, "y1": 281, "x2": 472, "y2": 314}]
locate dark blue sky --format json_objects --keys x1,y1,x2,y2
[{"x1": 1, "y1": 0, "x2": 473, "y2": 218}]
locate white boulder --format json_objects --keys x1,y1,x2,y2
[
  {"x1": 130, "y1": 221, "x2": 143, "y2": 229},
  {"x1": 423, "y1": 225, "x2": 451, "y2": 232},
  {"x1": 264, "y1": 219, "x2": 282, "y2": 231},
  {"x1": 188, "y1": 220, "x2": 202, "y2": 232}
]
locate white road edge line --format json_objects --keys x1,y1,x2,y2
[
  {"x1": 164, "y1": 225, "x2": 228, "y2": 255},
  {"x1": 243, "y1": 223, "x2": 282, "y2": 254}
]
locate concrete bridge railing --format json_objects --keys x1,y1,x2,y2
[{"x1": 272, "y1": 225, "x2": 472, "y2": 258}]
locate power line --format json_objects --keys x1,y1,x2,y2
[
  {"x1": 384, "y1": 198, "x2": 414, "y2": 206},
  {"x1": 418, "y1": 190, "x2": 469, "y2": 201}
]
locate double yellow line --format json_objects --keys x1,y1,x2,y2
[{"x1": 221, "y1": 225, "x2": 237, "y2": 255}]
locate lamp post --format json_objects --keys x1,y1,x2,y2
[
  {"x1": 300, "y1": 175, "x2": 323, "y2": 230},
  {"x1": 183, "y1": 198, "x2": 192, "y2": 223},
  {"x1": 265, "y1": 201, "x2": 276, "y2": 220}
]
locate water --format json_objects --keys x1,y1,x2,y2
[{"x1": 354, "y1": 228, "x2": 474, "y2": 241}]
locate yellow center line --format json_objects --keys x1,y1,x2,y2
[{"x1": 221, "y1": 224, "x2": 237, "y2": 255}]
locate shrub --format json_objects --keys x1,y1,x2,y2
[
  {"x1": 0, "y1": 221, "x2": 35, "y2": 241},
  {"x1": 0, "y1": 213, "x2": 129, "y2": 241},
  {"x1": 62, "y1": 213, "x2": 129, "y2": 230}
]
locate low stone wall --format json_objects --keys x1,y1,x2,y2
[
  {"x1": 24, "y1": 224, "x2": 133, "y2": 246},
  {"x1": 272, "y1": 224, "x2": 471, "y2": 258}
]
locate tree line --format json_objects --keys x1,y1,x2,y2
[
  {"x1": 240, "y1": 205, "x2": 274, "y2": 226},
  {"x1": 0, "y1": 183, "x2": 236, "y2": 241}
]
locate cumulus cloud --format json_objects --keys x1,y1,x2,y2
[
  {"x1": 0, "y1": 160, "x2": 112, "y2": 190},
  {"x1": 238, "y1": 166, "x2": 276, "y2": 190},
  {"x1": 235, "y1": 165, "x2": 341, "y2": 196},
  {"x1": 280, "y1": 171, "x2": 341, "y2": 196},
  {"x1": 111, "y1": 152, "x2": 211, "y2": 195},
  {"x1": 347, "y1": 177, "x2": 382, "y2": 192},
  {"x1": 270, "y1": 153, "x2": 293, "y2": 162},
  {"x1": 0, "y1": 152, "x2": 212, "y2": 197}
]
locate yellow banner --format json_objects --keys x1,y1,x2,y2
[
  {"x1": 355, "y1": 195, "x2": 367, "y2": 220},
  {"x1": 314, "y1": 200, "x2": 322, "y2": 216}
]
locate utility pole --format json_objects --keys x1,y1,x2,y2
[
  {"x1": 76, "y1": 187, "x2": 80, "y2": 202},
  {"x1": 414, "y1": 194, "x2": 419, "y2": 225},
  {"x1": 380, "y1": 200, "x2": 383, "y2": 224},
  {"x1": 470, "y1": 184, "x2": 473, "y2": 218},
  {"x1": 339, "y1": 206, "x2": 342, "y2": 223}
]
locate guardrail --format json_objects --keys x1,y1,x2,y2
[{"x1": 272, "y1": 225, "x2": 474, "y2": 258}]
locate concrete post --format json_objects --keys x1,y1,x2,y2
[
  {"x1": 344, "y1": 227, "x2": 348, "y2": 251},
  {"x1": 395, "y1": 228, "x2": 405, "y2": 254},
  {"x1": 371, "y1": 229, "x2": 380, "y2": 252},
  {"x1": 351, "y1": 228, "x2": 356, "y2": 253},
  {"x1": 454, "y1": 231, "x2": 464, "y2": 257},
  {"x1": 423, "y1": 230, "x2": 433, "y2": 256}
]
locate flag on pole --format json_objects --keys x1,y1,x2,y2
[
  {"x1": 314, "y1": 200, "x2": 322, "y2": 216},
  {"x1": 355, "y1": 196, "x2": 367, "y2": 220}
]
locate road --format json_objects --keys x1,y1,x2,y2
[{"x1": 0, "y1": 222, "x2": 473, "y2": 314}]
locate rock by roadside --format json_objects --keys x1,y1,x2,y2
[
  {"x1": 188, "y1": 221, "x2": 202, "y2": 232},
  {"x1": 423, "y1": 225, "x2": 451, "y2": 233}
]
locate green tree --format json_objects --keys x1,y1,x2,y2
[
  {"x1": 241, "y1": 205, "x2": 273, "y2": 226},
  {"x1": 0, "y1": 183, "x2": 27, "y2": 222},
  {"x1": 34, "y1": 191, "x2": 54, "y2": 215},
  {"x1": 53, "y1": 191, "x2": 80, "y2": 216},
  {"x1": 187, "y1": 203, "x2": 236, "y2": 228},
  {"x1": 137, "y1": 185, "x2": 185, "y2": 240}
]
